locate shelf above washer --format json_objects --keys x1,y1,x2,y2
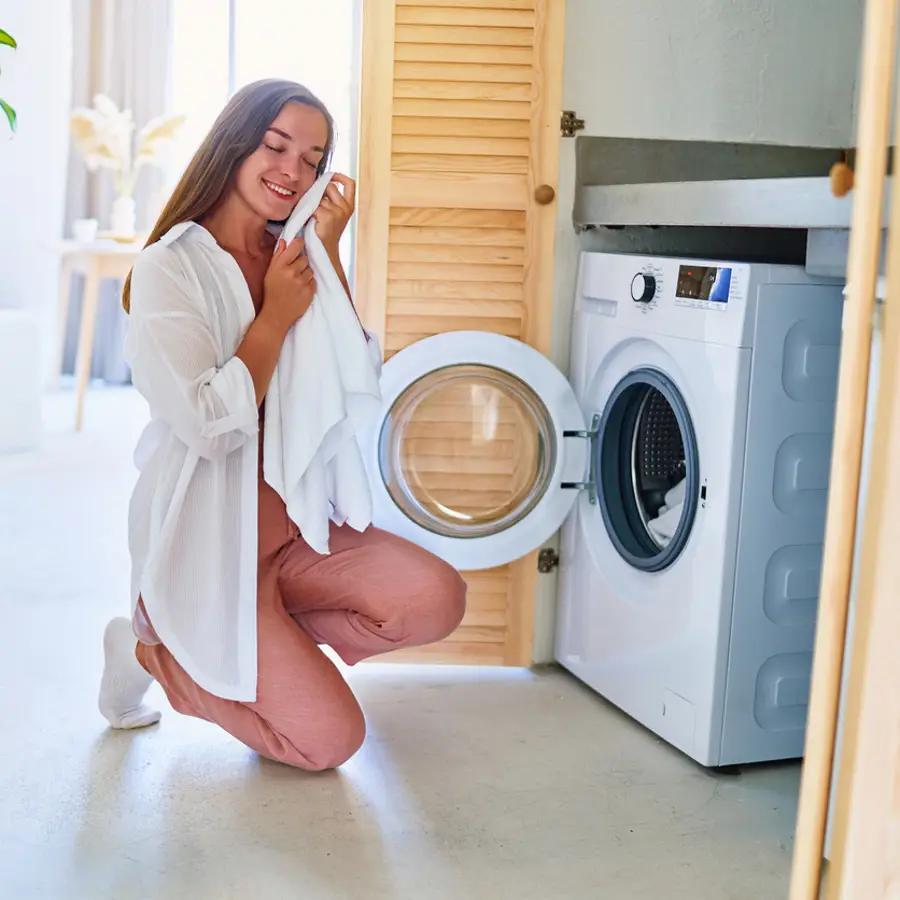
[{"x1": 575, "y1": 176, "x2": 891, "y2": 231}]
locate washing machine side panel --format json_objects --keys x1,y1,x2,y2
[
  {"x1": 677, "y1": 344, "x2": 754, "y2": 767},
  {"x1": 718, "y1": 282, "x2": 844, "y2": 766}
]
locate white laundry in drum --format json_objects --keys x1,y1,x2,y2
[{"x1": 647, "y1": 479, "x2": 686, "y2": 545}]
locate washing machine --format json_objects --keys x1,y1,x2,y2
[
  {"x1": 358, "y1": 251, "x2": 842, "y2": 769},
  {"x1": 554, "y1": 252, "x2": 844, "y2": 767}
]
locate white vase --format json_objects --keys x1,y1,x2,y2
[
  {"x1": 72, "y1": 218, "x2": 99, "y2": 243},
  {"x1": 110, "y1": 194, "x2": 136, "y2": 238}
]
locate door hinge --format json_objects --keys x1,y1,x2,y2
[
  {"x1": 561, "y1": 414, "x2": 601, "y2": 505},
  {"x1": 561, "y1": 110, "x2": 585, "y2": 138},
  {"x1": 538, "y1": 548, "x2": 560, "y2": 573}
]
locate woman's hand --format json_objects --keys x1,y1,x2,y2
[
  {"x1": 260, "y1": 236, "x2": 317, "y2": 334},
  {"x1": 313, "y1": 173, "x2": 355, "y2": 256}
]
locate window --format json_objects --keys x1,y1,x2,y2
[{"x1": 169, "y1": 0, "x2": 360, "y2": 270}]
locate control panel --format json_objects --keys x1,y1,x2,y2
[
  {"x1": 673, "y1": 264, "x2": 735, "y2": 311},
  {"x1": 622, "y1": 261, "x2": 743, "y2": 313},
  {"x1": 576, "y1": 252, "x2": 762, "y2": 347}
]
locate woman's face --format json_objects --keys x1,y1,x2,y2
[{"x1": 234, "y1": 101, "x2": 329, "y2": 222}]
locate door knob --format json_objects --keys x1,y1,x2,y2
[
  {"x1": 830, "y1": 160, "x2": 854, "y2": 198},
  {"x1": 534, "y1": 184, "x2": 556, "y2": 205}
]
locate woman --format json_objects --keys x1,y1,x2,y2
[{"x1": 98, "y1": 79, "x2": 467, "y2": 771}]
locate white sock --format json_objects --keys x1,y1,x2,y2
[{"x1": 98, "y1": 617, "x2": 161, "y2": 729}]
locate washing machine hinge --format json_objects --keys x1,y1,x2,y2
[
  {"x1": 561, "y1": 414, "x2": 600, "y2": 505},
  {"x1": 560, "y1": 110, "x2": 585, "y2": 138},
  {"x1": 537, "y1": 548, "x2": 560, "y2": 573}
]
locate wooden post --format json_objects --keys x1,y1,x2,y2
[
  {"x1": 825, "y1": 127, "x2": 900, "y2": 898},
  {"x1": 788, "y1": 0, "x2": 899, "y2": 896}
]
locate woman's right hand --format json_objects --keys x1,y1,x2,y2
[{"x1": 261, "y1": 236, "x2": 317, "y2": 333}]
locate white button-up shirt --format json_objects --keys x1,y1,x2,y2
[{"x1": 126, "y1": 222, "x2": 268, "y2": 702}]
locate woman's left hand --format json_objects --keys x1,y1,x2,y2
[{"x1": 314, "y1": 173, "x2": 355, "y2": 255}]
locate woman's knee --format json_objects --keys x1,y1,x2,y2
[
  {"x1": 298, "y1": 700, "x2": 367, "y2": 772},
  {"x1": 440, "y1": 562, "x2": 468, "y2": 633},
  {"x1": 413, "y1": 554, "x2": 467, "y2": 642}
]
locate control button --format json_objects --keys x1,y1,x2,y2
[{"x1": 631, "y1": 273, "x2": 656, "y2": 303}]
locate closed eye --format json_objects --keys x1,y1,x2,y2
[{"x1": 264, "y1": 143, "x2": 284, "y2": 153}]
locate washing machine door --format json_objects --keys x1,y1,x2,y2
[
  {"x1": 362, "y1": 332, "x2": 587, "y2": 571},
  {"x1": 594, "y1": 366, "x2": 700, "y2": 573}
]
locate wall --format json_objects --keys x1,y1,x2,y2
[
  {"x1": 563, "y1": 0, "x2": 864, "y2": 147},
  {"x1": 0, "y1": 3, "x2": 73, "y2": 384}
]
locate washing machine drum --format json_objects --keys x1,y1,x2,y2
[{"x1": 597, "y1": 368, "x2": 699, "y2": 572}]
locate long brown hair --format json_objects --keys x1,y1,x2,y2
[{"x1": 122, "y1": 78, "x2": 335, "y2": 312}]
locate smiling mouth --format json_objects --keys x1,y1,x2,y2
[{"x1": 263, "y1": 179, "x2": 296, "y2": 199}]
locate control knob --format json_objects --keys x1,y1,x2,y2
[{"x1": 631, "y1": 273, "x2": 656, "y2": 304}]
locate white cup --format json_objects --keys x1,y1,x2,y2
[{"x1": 73, "y1": 218, "x2": 99, "y2": 243}]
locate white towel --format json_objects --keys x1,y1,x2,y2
[
  {"x1": 647, "y1": 478, "x2": 686, "y2": 546},
  {"x1": 263, "y1": 172, "x2": 383, "y2": 555}
]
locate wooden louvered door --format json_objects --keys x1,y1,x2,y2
[{"x1": 355, "y1": 0, "x2": 566, "y2": 666}]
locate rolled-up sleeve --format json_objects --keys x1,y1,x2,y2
[{"x1": 126, "y1": 251, "x2": 258, "y2": 461}]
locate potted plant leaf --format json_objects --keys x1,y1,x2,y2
[
  {"x1": 0, "y1": 28, "x2": 15, "y2": 132},
  {"x1": 0, "y1": 24, "x2": 41, "y2": 454}
]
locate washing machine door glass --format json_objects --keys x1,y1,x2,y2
[
  {"x1": 363, "y1": 332, "x2": 587, "y2": 571},
  {"x1": 597, "y1": 368, "x2": 699, "y2": 572},
  {"x1": 380, "y1": 365, "x2": 555, "y2": 539}
]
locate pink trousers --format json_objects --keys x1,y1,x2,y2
[{"x1": 137, "y1": 473, "x2": 467, "y2": 770}]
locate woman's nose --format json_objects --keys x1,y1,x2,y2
[{"x1": 279, "y1": 157, "x2": 303, "y2": 184}]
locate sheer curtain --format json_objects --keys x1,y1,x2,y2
[
  {"x1": 167, "y1": 0, "x2": 360, "y2": 276},
  {"x1": 168, "y1": 0, "x2": 358, "y2": 184},
  {"x1": 60, "y1": 0, "x2": 172, "y2": 385}
]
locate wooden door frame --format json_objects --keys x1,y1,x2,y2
[
  {"x1": 789, "y1": 0, "x2": 900, "y2": 895},
  {"x1": 822, "y1": 293, "x2": 900, "y2": 892},
  {"x1": 354, "y1": 0, "x2": 396, "y2": 346},
  {"x1": 819, "y1": 110, "x2": 900, "y2": 900}
]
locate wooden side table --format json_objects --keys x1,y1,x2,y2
[{"x1": 48, "y1": 240, "x2": 143, "y2": 430}]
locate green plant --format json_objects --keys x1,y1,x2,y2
[{"x1": 0, "y1": 28, "x2": 16, "y2": 132}]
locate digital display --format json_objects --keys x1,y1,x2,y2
[{"x1": 676, "y1": 265, "x2": 732, "y2": 303}]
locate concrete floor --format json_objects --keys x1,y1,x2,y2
[{"x1": 0, "y1": 387, "x2": 801, "y2": 899}]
